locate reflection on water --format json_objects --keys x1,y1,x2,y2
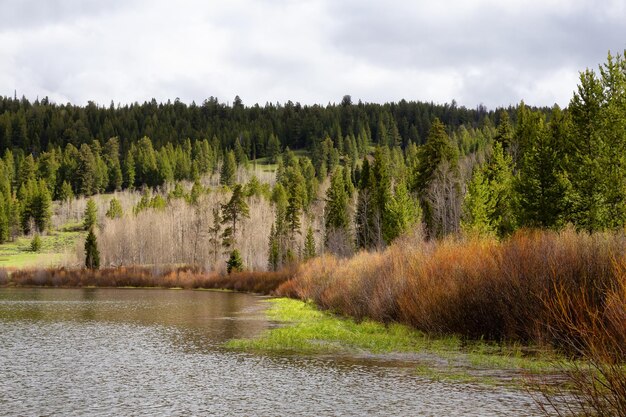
[{"x1": 0, "y1": 288, "x2": 542, "y2": 416}]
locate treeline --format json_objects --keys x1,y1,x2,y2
[{"x1": 0, "y1": 93, "x2": 524, "y2": 156}]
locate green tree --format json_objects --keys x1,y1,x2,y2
[
  {"x1": 220, "y1": 150, "x2": 237, "y2": 187},
  {"x1": 84, "y1": 228, "x2": 100, "y2": 269},
  {"x1": 84, "y1": 198, "x2": 98, "y2": 230},
  {"x1": 123, "y1": 150, "x2": 135, "y2": 189},
  {"x1": 267, "y1": 133, "x2": 281, "y2": 163},
  {"x1": 30, "y1": 234, "x2": 42, "y2": 252},
  {"x1": 303, "y1": 226, "x2": 316, "y2": 260},
  {"x1": 325, "y1": 167, "x2": 349, "y2": 232},
  {"x1": 384, "y1": 180, "x2": 421, "y2": 242},
  {"x1": 77, "y1": 143, "x2": 97, "y2": 195},
  {"x1": 32, "y1": 180, "x2": 51, "y2": 233},
  {"x1": 226, "y1": 249, "x2": 243, "y2": 273},
  {"x1": 493, "y1": 110, "x2": 514, "y2": 153},
  {"x1": 461, "y1": 168, "x2": 495, "y2": 237},
  {"x1": 221, "y1": 184, "x2": 250, "y2": 249},
  {"x1": 105, "y1": 198, "x2": 123, "y2": 219}
]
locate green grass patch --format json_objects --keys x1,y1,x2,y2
[
  {"x1": 227, "y1": 298, "x2": 563, "y2": 383},
  {"x1": 0, "y1": 229, "x2": 83, "y2": 268},
  {"x1": 227, "y1": 298, "x2": 450, "y2": 354}
]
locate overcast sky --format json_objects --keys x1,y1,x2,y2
[{"x1": 0, "y1": 0, "x2": 624, "y2": 109}]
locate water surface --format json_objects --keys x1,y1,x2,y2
[{"x1": 0, "y1": 288, "x2": 542, "y2": 416}]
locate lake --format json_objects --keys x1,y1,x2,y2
[{"x1": 0, "y1": 288, "x2": 542, "y2": 416}]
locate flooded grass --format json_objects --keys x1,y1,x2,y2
[{"x1": 227, "y1": 298, "x2": 562, "y2": 387}]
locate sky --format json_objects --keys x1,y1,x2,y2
[{"x1": 0, "y1": 0, "x2": 624, "y2": 109}]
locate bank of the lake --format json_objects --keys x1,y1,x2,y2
[{"x1": 227, "y1": 298, "x2": 563, "y2": 388}]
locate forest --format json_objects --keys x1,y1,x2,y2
[{"x1": 0, "y1": 53, "x2": 624, "y2": 269}]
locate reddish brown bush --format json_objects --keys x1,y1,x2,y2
[{"x1": 3, "y1": 265, "x2": 294, "y2": 295}]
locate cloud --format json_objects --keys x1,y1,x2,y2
[{"x1": 0, "y1": 0, "x2": 624, "y2": 108}]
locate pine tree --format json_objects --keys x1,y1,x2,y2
[
  {"x1": 226, "y1": 249, "x2": 243, "y2": 273},
  {"x1": 220, "y1": 150, "x2": 237, "y2": 187},
  {"x1": 221, "y1": 184, "x2": 249, "y2": 249},
  {"x1": 84, "y1": 228, "x2": 100, "y2": 269},
  {"x1": 494, "y1": 110, "x2": 514, "y2": 153},
  {"x1": 0, "y1": 196, "x2": 8, "y2": 243},
  {"x1": 303, "y1": 226, "x2": 316, "y2": 260},
  {"x1": 123, "y1": 151, "x2": 135, "y2": 189},
  {"x1": 30, "y1": 234, "x2": 42, "y2": 252},
  {"x1": 483, "y1": 142, "x2": 516, "y2": 236},
  {"x1": 267, "y1": 133, "x2": 281, "y2": 164},
  {"x1": 17, "y1": 154, "x2": 36, "y2": 190},
  {"x1": 461, "y1": 168, "x2": 495, "y2": 237},
  {"x1": 84, "y1": 198, "x2": 97, "y2": 231},
  {"x1": 267, "y1": 223, "x2": 280, "y2": 271},
  {"x1": 32, "y1": 180, "x2": 51, "y2": 233},
  {"x1": 325, "y1": 167, "x2": 349, "y2": 231},
  {"x1": 105, "y1": 198, "x2": 123, "y2": 219},
  {"x1": 59, "y1": 180, "x2": 74, "y2": 204},
  {"x1": 384, "y1": 180, "x2": 421, "y2": 242},
  {"x1": 516, "y1": 107, "x2": 568, "y2": 229}
]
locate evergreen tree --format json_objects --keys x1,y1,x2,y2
[
  {"x1": 325, "y1": 167, "x2": 349, "y2": 232},
  {"x1": 267, "y1": 133, "x2": 281, "y2": 163},
  {"x1": 0, "y1": 196, "x2": 8, "y2": 243},
  {"x1": 461, "y1": 168, "x2": 495, "y2": 237},
  {"x1": 221, "y1": 184, "x2": 249, "y2": 249},
  {"x1": 105, "y1": 198, "x2": 123, "y2": 219},
  {"x1": 226, "y1": 249, "x2": 243, "y2": 273},
  {"x1": 515, "y1": 109, "x2": 567, "y2": 229},
  {"x1": 32, "y1": 180, "x2": 51, "y2": 233},
  {"x1": 123, "y1": 150, "x2": 135, "y2": 189},
  {"x1": 84, "y1": 228, "x2": 100, "y2": 269},
  {"x1": 267, "y1": 223, "x2": 280, "y2": 271},
  {"x1": 220, "y1": 150, "x2": 237, "y2": 187},
  {"x1": 59, "y1": 180, "x2": 74, "y2": 204},
  {"x1": 303, "y1": 226, "x2": 316, "y2": 260},
  {"x1": 30, "y1": 234, "x2": 42, "y2": 252},
  {"x1": 384, "y1": 180, "x2": 421, "y2": 242},
  {"x1": 493, "y1": 110, "x2": 514, "y2": 153},
  {"x1": 77, "y1": 143, "x2": 97, "y2": 195},
  {"x1": 83, "y1": 198, "x2": 98, "y2": 230}
]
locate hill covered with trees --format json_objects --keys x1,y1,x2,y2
[{"x1": 0, "y1": 51, "x2": 624, "y2": 273}]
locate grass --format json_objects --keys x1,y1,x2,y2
[
  {"x1": 0, "y1": 230, "x2": 82, "y2": 268},
  {"x1": 227, "y1": 298, "x2": 561, "y2": 386}
]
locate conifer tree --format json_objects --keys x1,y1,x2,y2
[
  {"x1": 267, "y1": 223, "x2": 280, "y2": 271},
  {"x1": 84, "y1": 228, "x2": 100, "y2": 269},
  {"x1": 384, "y1": 180, "x2": 421, "y2": 242},
  {"x1": 220, "y1": 150, "x2": 237, "y2": 187},
  {"x1": 105, "y1": 198, "x2": 123, "y2": 219},
  {"x1": 493, "y1": 110, "x2": 514, "y2": 153},
  {"x1": 226, "y1": 249, "x2": 243, "y2": 273},
  {"x1": 221, "y1": 184, "x2": 249, "y2": 249},
  {"x1": 461, "y1": 168, "x2": 495, "y2": 237},
  {"x1": 123, "y1": 151, "x2": 135, "y2": 189},
  {"x1": 84, "y1": 198, "x2": 98, "y2": 231},
  {"x1": 303, "y1": 226, "x2": 316, "y2": 260}
]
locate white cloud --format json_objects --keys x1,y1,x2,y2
[{"x1": 0, "y1": 0, "x2": 623, "y2": 108}]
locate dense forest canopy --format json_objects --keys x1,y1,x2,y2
[{"x1": 0, "y1": 94, "x2": 544, "y2": 156}]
